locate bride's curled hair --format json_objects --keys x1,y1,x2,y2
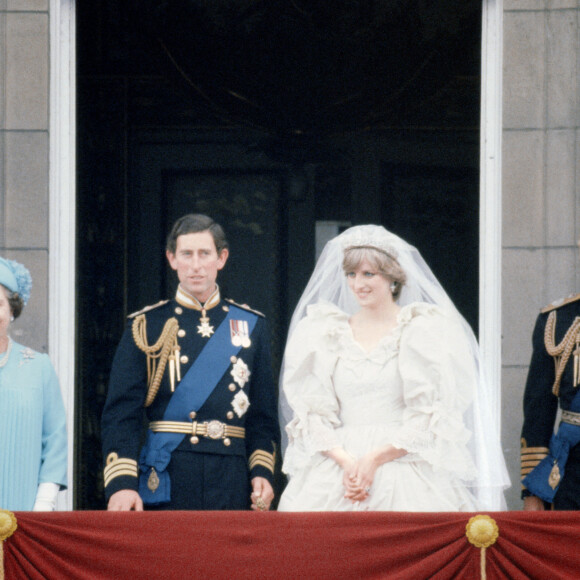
[{"x1": 342, "y1": 246, "x2": 407, "y2": 300}]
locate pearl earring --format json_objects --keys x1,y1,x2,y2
[
  {"x1": 10, "y1": 316, "x2": 14, "y2": 322},
  {"x1": 390, "y1": 282, "x2": 396, "y2": 294}
]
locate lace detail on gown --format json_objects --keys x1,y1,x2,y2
[{"x1": 281, "y1": 301, "x2": 478, "y2": 489}]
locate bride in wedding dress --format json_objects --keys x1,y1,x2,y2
[{"x1": 277, "y1": 225, "x2": 509, "y2": 512}]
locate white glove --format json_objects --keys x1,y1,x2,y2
[{"x1": 33, "y1": 482, "x2": 60, "y2": 511}]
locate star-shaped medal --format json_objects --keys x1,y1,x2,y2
[{"x1": 197, "y1": 315, "x2": 215, "y2": 337}]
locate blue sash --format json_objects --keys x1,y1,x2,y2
[
  {"x1": 139, "y1": 305, "x2": 258, "y2": 505},
  {"x1": 522, "y1": 391, "x2": 580, "y2": 503}
]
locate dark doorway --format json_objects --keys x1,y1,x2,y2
[{"x1": 76, "y1": 1, "x2": 481, "y2": 509}]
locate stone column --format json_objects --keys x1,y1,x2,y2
[
  {"x1": 0, "y1": 0, "x2": 50, "y2": 352},
  {"x1": 502, "y1": 0, "x2": 580, "y2": 509}
]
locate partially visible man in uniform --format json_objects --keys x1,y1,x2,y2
[
  {"x1": 521, "y1": 292, "x2": 580, "y2": 510},
  {"x1": 101, "y1": 214, "x2": 279, "y2": 511}
]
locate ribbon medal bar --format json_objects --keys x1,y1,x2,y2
[{"x1": 230, "y1": 319, "x2": 251, "y2": 348}]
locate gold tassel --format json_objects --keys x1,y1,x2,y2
[
  {"x1": 175, "y1": 348, "x2": 181, "y2": 382},
  {"x1": 169, "y1": 356, "x2": 175, "y2": 392},
  {"x1": 466, "y1": 514, "x2": 499, "y2": 580}
]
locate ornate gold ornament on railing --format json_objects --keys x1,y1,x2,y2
[
  {"x1": 0, "y1": 510, "x2": 18, "y2": 580},
  {"x1": 466, "y1": 514, "x2": 499, "y2": 580}
]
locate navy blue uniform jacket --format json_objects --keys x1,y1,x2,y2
[
  {"x1": 521, "y1": 294, "x2": 580, "y2": 508},
  {"x1": 101, "y1": 295, "x2": 279, "y2": 508}
]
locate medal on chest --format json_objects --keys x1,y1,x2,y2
[
  {"x1": 175, "y1": 285, "x2": 220, "y2": 339},
  {"x1": 230, "y1": 319, "x2": 251, "y2": 348},
  {"x1": 197, "y1": 308, "x2": 215, "y2": 338}
]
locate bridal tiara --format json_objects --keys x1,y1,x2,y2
[{"x1": 338, "y1": 226, "x2": 400, "y2": 260}]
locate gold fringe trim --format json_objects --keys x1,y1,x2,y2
[
  {"x1": 0, "y1": 510, "x2": 17, "y2": 580},
  {"x1": 544, "y1": 311, "x2": 580, "y2": 396},
  {"x1": 132, "y1": 315, "x2": 180, "y2": 407},
  {"x1": 466, "y1": 515, "x2": 499, "y2": 580}
]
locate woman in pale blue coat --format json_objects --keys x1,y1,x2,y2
[{"x1": 0, "y1": 257, "x2": 67, "y2": 510}]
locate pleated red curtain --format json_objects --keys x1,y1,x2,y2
[{"x1": 2, "y1": 511, "x2": 578, "y2": 580}]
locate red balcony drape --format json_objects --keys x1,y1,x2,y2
[{"x1": 2, "y1": 511, "x2": 579, "y2": 579}]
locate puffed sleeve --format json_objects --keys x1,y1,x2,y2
[
  {"x1": 38, "y1": 354, "x2": 68, "y2": 488},
  {"x1": 281, "y1": 302, "x2": 347, "y2": 475},
  {"x1": 393, "y1": 305, "x2": 477, "y2": 480}
]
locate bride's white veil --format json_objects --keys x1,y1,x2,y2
[{"x1": 279, "y1": 224, "x2": 510, "y2": 510}]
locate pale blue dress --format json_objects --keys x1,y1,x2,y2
[{"x1": 0, "y1": 340, "x2": 67, "y2": 510}]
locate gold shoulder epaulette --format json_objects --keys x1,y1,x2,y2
[
  {"x1": 128, "y1": 300, "x2": 169, "y2": 319},
  {"x1": 541, "y1": 293, "x2": 580, "y2": 313},
  {"x1": 225, "y1": 298, "x2": 265, "y2": 318}
]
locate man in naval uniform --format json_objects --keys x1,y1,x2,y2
[
  {"x1": 101, "y1": 214, "x2": 279, "y2": 511},
  {"x1": 521, "y1": 293, "x2": 580, "y2": 510}
]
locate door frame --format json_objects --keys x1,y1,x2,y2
[
  {"x1": 50, "y1": 0, "x2": 504, "y2": 509},
  {"x1": 479, "y1": 0, "x2": 503, "y2": 426},
  {"x1": 49, "y1": 0, "x2": 76, "y2": 510}
]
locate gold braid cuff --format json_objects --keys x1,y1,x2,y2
[
  {"x1": 520, "y1": 438, "x2": 549, "y2": 482},
  {"x1": 544, "y1": 311, "x2": 580, "y2": 396},
  {"x1": 249, "y1": 449, "x2": 276, "y2": 474},
  {"x1": 103, "y1": 452, "x2": 138, "y2": 487},
  {"x1": 132, "y1": 314, "x2": 180, "y2": 407}
]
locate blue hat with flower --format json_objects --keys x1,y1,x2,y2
[{"x1": 0, "y1": 257, "x2": 32, "y2": 305}]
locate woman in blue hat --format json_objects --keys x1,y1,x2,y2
[{"x1": 0, "y1": 257, "x2": 67, "y2": 510}]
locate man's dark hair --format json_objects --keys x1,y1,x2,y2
[{"x1": 166, "y1": 214, "x2": 229, "y2": 254}]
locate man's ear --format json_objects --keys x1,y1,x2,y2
[
  {"x1": 217, "y1": 248, "x2": 229, "y2": 270},
  {"x1": 166, "y1": 250, "x2": 178, "y2": 271}
]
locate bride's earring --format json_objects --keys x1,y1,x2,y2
[{"x1": 390, "y1": 282, "x2": 396, "y2": 294}]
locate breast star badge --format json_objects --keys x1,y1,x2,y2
[
  {"x1": 232, "y1": 390, "x2": 250, "y2": 418},
  {"x1": 231, "y1": 358, "x2": 251, "y2": 388}
]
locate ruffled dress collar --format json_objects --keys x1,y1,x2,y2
[{"x1": 308, "y1": 300, "x2": 440, "y2": 364}]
